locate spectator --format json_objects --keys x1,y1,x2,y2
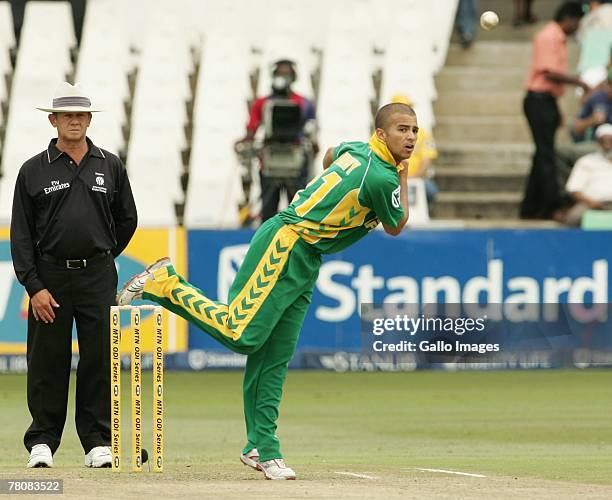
[
  {"x1": 564, "y1": 123, "x2": 612, "y2": 225},
  {"x1": 580, "y1": 0, "x2": 612, "y2": 32},
  {"x1": 576, "y1": 1, "x2": 612, "y2": 88},
  {"x1": 391, "y1": 94, "x2": 438, "y2": 204},
  {"x1": 455, "y1": 0, "x2": 479, "y2": 48},
  {"x1": 521, "y1": 1, "x2": 589, "y2": 220},
  {"x1": 236, "y1": 60, "x2": 317, "y2": 223},
  {"x1": 513, "y1": 0, "x2": 538, "y2": 27},
  {"x1": 572, "y1": 73, "x2": 612, "y2": 141}
]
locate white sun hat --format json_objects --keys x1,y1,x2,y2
[
  {"x1": 595, "y1": 123, "x2": 612, "y2": 139},
  {"x1": 36, "y1": 82, "x2": 102, "y2": 113}
]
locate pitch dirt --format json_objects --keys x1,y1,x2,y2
[{"x1": 2, "y1": 466, "x2": 612, "y2": 499}]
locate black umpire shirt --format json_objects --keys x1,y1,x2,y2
[{"x1": 10, "y1": 137, "x2": 138, "y2": 297}]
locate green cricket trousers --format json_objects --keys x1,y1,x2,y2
[{"x1": 143, "y1": 216, "x2": 322, "y2": 461}]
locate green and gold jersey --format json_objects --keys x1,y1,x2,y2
[{"x1": 278, "y1": 137, "x2": 404, "y2": 254}]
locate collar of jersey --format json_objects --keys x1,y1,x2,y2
[{"x1": 368, "y1": 133, "x2": 404, "y2": 172}]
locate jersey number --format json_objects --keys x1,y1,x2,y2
[
  {"x1": 294, "y1": 171, "x2": 341, "y2": 217},
  {"x1": 293, "y1": 153, "x2": 360, "y2": 217}
]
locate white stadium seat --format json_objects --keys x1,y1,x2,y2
[
  {"x1": 0, "y1": 0, "x2": 453, "y2": 227},
  {"x1": 0, "y1": 1, "x2": 15, "y2": 105},
  {"x1": 316, "y1": 2, "x2": 374, "y2": 160},
  {"x1": 126, "y1": 1, "x2": 195, "y2": 227},
  {"x1": 183, "y1": 34, "x2": 252, "y2": 228},
  {"x1": 0, "y1": 1, "x2": 75, "y2": 224},
  {"x1": 76, "y1": 0, "x2": 131, "y2": 154}
]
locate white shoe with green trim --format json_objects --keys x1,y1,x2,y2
[
  {"x1": 240, "y1": 448, "x2": 261, "y2": 471},
  {"x1": 260, "y1": 458, "x2": 296, "y2": 480}
]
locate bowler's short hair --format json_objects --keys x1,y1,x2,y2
[{"x1": 375, "y1": 103, "x2": 416, "y2": 130}]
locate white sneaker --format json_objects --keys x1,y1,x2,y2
[
  {"x1": 240, "y1": 448, "x2": 261, "y2": 471},
  {"x1": 116, "y1": 257, "x2": 171, "y2": 306},
  {"x1": 27, "y1": 444, "x2": 53, "y2": 468},
  {"x1": 260, "y1": 458, "x2": 296, "y2": 480},
  {"x1": 84, "y1": 446, "x2": 112, "y2": 468}
]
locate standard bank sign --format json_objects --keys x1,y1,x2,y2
[
  {"x1": 218, "y1": 247, "x2": 607, "y2": 322},
  {"x1": 188, "y1": 228, "x2": 612, "y2": 351}
]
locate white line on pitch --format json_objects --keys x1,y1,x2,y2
[
  {"x1": 411, "y1": 468, "x2": 487, "y2": 478},
  {"x1": 334, "y1": 472, "x2": 379, "y2": 480}
]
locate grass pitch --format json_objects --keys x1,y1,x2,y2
[{"x1": 0, "y1": 369, "x2": 611, "y2": 498}]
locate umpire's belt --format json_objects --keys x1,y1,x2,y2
[{"x1": 39, "y1": 250, "x2": 111, "y2": 269}]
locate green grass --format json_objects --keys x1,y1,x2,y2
[{"x1": 1, "y1": 370, "x2": 611, "y2": 484}]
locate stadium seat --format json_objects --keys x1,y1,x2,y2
[
  {"x1": 125, "y1": 0, "x2": 198, "y2": 227},
  {"x1": 0, "y1": 0, "x2": 466, "y2": 228},
  {"x1": 407, "y1": 177, "x2": 430, "y2": 226},
  {"x1": 430, "y1": 0, "x2": 460, "y2": 72},
  {"x1": 183, "y1": 34, "x2": 252, "y2": 228},
  {"x1": 0, "y1": 1, "x2": 15, "y2": 105},
  {"x1": 0, "y1": 1, "x2": 75, "y2": 224},
  {"x1": 378, "y1": 1, "x2": 438, "y2": 130},
  {"x1": 317, "y1": 2, "x2": 373, "y2": 158},
  {"x1": 75, "y1": 0, "x2": 131, "y2": 154}
]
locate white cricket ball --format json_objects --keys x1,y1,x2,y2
[{"x1": 480, "y1": 11, "x2": 499, "y2": 31}]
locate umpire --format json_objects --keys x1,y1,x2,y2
[{"x1": 10, "y1": 82, "x2": 137, "y2": 468}]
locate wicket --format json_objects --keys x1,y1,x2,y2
[{"x1": 110, "y1": 305, "x2": 164, "y2": 473}]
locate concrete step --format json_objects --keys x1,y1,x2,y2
[
  {"x1": 434, "y1": 91, "x2": 524, "y2": 116},
  {"x1": 459, "y1": 219, "x2": 561, "y2": 229},
  {"x1": 450, "y1": 21, "x2": 543, "y2": 43},
  {"x1": 436, "y1": 142, "x2": 532, "y2": 167},
  {"x1": 435, "y1": 67, "x2": 525, "y2": 92},
  {"x1": 473, "y1": 23, "x2": 542, "y2": 42},
  {"x1": 431, "y1": 192, "x2": 522, "y2": 219},
  {"x1": 445, "y1": 41, "x2": 578, "y2": 68},
  {"x1": 445, "y1": 42, "x2": 531, "y2": 67},
  {"x1": 434, "y1": 116, "x2": 530, "y2": 142},
  {"x1": 480, "y1": 0, "x2": 565, "y2": 26},
  {"x1": 435, "y1": 166, "x2": 527, "y2": 192}
]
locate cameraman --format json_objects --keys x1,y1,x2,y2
[{"x1": 236, "y1": 60, "x2": 318, "y2": 222}]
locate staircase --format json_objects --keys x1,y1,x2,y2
[{"x1": 431, "y1": 0, "x2": 580, "y2": 222}]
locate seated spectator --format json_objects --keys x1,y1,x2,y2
[
  {"x1": 391, "y1": 94, "x2": 439, "y2": 204},
  {"x1": 572, "y1": 73, "x2": 612, "y2": 142},
  {"x1": 556, "y1": 72, "x2": 609, "y2": 189},
  {"x1": 564, "y1": 123, "x2": 612, "y2": 225}
]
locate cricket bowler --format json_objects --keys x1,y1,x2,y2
[{"x1": 116, "y1": 102, "x2": 417, "y2": 479}]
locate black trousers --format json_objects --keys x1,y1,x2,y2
[
  {"x1": 521, "y1": 92, "x2": 562, "y2": 219},
  {"x1": 260, "y1": 175, "x2": 306, "y2": 223},
  {"x1": 24, "y1": 253, "x2": 117, "y2": 454}
]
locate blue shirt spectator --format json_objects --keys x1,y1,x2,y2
[{"x1": 572, "y1": 84, "x2": 612, "y2": 142}]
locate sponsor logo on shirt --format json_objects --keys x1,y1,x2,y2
[{"x1": 44, "y1": 180, "x2": 70, "y2": 195}]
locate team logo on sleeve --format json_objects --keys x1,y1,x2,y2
[{"x1": 391, "y1": 187, "x2": 401, "y2": 208}]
